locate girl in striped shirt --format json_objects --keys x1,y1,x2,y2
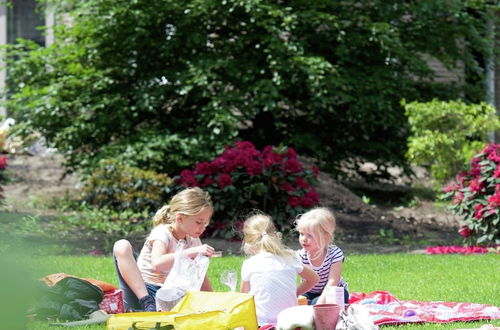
[{"x1": 295, "y1": 207, "x2": 349, "y2": 305}]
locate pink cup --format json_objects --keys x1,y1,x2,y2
[{"x1": 313, "y1": 303, "x2": 341, "y2": 330}]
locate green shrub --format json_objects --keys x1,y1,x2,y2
[
  {"x1": 62, "y1": 207, "x2": 151, "y2": 238},
  {"x1": 442, "y1": 144, "x2": 500, "y2": 246},
  {"x1": 404, "y1": 99, "x2": 500, "y2": 185},
  {"x1": 3, "y1": 0, "x2": 491, "y2": 180},
  {"x1": 174, "y1": 141, "x2": 320, "y2": 239},
  {"x1": 83, "y1": 159, "x2": 172, "y2": 212}
]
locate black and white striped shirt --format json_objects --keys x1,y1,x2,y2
[{"x1": 298, "y1": 245, "x2": 348, "y2": 294}]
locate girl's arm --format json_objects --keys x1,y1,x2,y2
[
  {"x1": 151, "y1": 240, "x2": 176, "y2": 272},
  {"x1": 240, "y1": 280, "x2": 250, "y2": 293},
  {"x1": 151, "y1": 241, "x2": 215, "y2": 272},
  {"x1": 297, "y1": 265, "x2": 319, "y2": 296},
  {"x1": 325, "y1": 261, "x2": 343, "y2": 287},
  {"x1": 200, "y1": 274, "x2": 213, "y2": 291},
  {"x1": 184, "y1": 244, "x2": 215, "y2": 258},
  {"x1": 317, "y1": 261, "x2": 343, "y2": 304}
]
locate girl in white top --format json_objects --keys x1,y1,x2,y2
[
  {"x1": 295, "y1": 207, "x2": 349, "y2": 305},
  {"x1": 240, "y1": 213, "x2": 318, "y2": 326},
  {"x1": 113, "y1": 187, "x2": 215, "y2": 312}
]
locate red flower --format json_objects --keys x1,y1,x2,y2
[
  {"x1": 261, "y1": 145, "x2": 273, "y2": 156},
  {"x1": 284, "y1": 158, "x2": 302, "y2": 174},
  {"x1": 235, "y1": 141, "x2": 256, "y2": 151},
  {"x1": 458, "y1": 226, "x2": 473, "y2": 238},
  {"x1": 311, "y1": 165, "x2": 319, "y2": 178},
  {"x1": 0, "y1": 155, "x2": 6, "y2": 171},
  {"x1": 301, "y1": 189, "x2": 320, "y2": 208},
  {"x1": 474, "y1": 204, "x2": 485, "y2": 219},
  {"x1": 487, "y1": 193, "x2": 500, "y2": 207},
  {"x1": 287, "y1": 196, "x2": 301, "y2": 207},
  {"x1": 217, "y1": 173, "x2": 233, "y2": 188},
  {"x1": 493, "y1": 165, "x2": 500, "y2": 178},
  {"x1": 195, "y1": 162, "x2": 218, "y2": 175},
  {"x1": 452, "y1": 191, "x2": 464, "y2": 205},
  {"x1": 481, "y1": 144, "x2": 496, "y2": 156},
  {"x1": 263, "y1": 154, "x2": 276, "y2": 168},
  {"x1": 286, "y1": 147, "x2": 297, "y2": 158},
  {"x1": 468, "y1": 178, "x2": 484, "y2": 193},
  {"x1": 246, "y1": 161, "x2": 263, "y2": 176},
  {"x1": 281, "y1": 182, "x2": 295, "y2": 192},
  {"x1": 201, "y1": 177, "x2": 215, "y2": 187},
  {"x1": 488, "y1": 148, "x2": 500, "y2": 163},
  {"x1": 178, "y1": 169, "x2": 199, "y2": 187},
  {"x1": 295, "y1": 177, "x2": 310, "y2": 189},
  {"x1": 443, "y1": 183, "x2": 459, "y2": 193},
  {"x1": 456, "y1": 171, "x2": 468, "y2": 185}
]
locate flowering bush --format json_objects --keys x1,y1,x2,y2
[
  {"x1": 0, "y1": 155, "x2": 7, "y2": 203},
  {"x1": 174, "y1": 141, "x2": 320, "y2": 238},
  {"x1": 442, "y1": 144, "x2": 500, "y2": 246}
]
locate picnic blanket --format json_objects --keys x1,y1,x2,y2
[
  {"x1": 425, "y1": 245, "x2": 500, "y2": 255},
  {"x1": 350, "y1": 291, "x2": 500, "y2": 326}
]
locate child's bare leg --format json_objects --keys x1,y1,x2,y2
[{"x1": 113, "y1": 239, "x2": 149, "y2": 300}]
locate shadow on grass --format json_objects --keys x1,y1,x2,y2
[{"x1": 0, "y1": 211, "x2": 147, "y2": 256}]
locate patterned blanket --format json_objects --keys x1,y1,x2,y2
[
  {"x1": 350, "y1": 291, "x2": 500, "y2": 326},
  {"x1": 425, "y1": 245, "x2": 500, "y2": 255}
]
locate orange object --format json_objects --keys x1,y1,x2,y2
[
  {"x1": 297, "y1": 295, "x2": 308, "y2": 305},
  {"x1": 40, "y1": 273, "x2": 117, "y2": 292}
]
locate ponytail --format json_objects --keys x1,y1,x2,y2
[
  {"x1": 242, "y1": 213, "x2": 294, "y2": 260},
  {"x1": 152, "y1": 187, "x2": 213, "y2": 227},
  {"x1": 152, "y1": 205, "x2": 172, "y2": 227}
]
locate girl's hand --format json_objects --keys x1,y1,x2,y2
[
  {"x1": 186, "y1": 244, "x2": 214, "y2": 258},
  {"x1": 317, "y1": 293, "x2": 327, "y2": 304}
]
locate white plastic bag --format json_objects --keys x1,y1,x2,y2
[
  {"x1": 155, "y1": 240, "x2": 210, "y2": 311},
  {"x1": 336, "y1": 304, "x2": 378, "y2": 330},
  {"x1": 277, "y1": 305, "x2": 315, "y2": 330}
]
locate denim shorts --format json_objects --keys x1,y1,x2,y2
[{"x1": 113, "y1": 251, "x2": 161, "y2": 311}]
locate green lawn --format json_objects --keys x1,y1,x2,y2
[
  {"x1": 8, "y1": 252, "x2": 499, "y2": 329},
  {"x1": 1, "y1": 212, "x2": 498, "y2": 329}
]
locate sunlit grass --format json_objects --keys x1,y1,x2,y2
[{"x1": 17, "y1": 253, "x2": 499, "y2": 329}]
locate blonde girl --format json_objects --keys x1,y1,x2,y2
[
  {"x1": 240, "y1": 213, "x2": 318, "y2": 326},
  {"x1": 113, "y1": 187, "x2": 215, "y2": 312},
  {"x1": 295, "y1": 207, "x2": 349, "y2": 305}
]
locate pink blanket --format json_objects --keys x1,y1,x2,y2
[
  {"x1": 350, "y1": 291, "x2": 500, "y2": 326},
  {"x1": 425, "y1": 245, "x2": 500, "y2": 255}
]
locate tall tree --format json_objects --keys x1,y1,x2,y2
[{"x1": 2, "y1": 0, "x2": 496, "y2": 178}]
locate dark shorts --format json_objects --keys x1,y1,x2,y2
[{"x1": 303, "y1": 287, "x2": 350, "y2": 306}]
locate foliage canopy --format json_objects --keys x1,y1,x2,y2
[
  {"x1": 405, "y1": 99, "x2": 500, "y2": 185},
  {"x1": 1, "y1": 0, "x2": 496, "y2": 178}
]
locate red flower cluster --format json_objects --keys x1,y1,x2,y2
[
  {"x1": 443, "y1": 144, "x2": 500, "y2": 246},
  {"x1": 0, "y1": 155, "x2": 6, "y2": 171},
  {"x1": 174, "y1": 141, "x2": 320, "y2": 238},
  {"x1": 0, "y1": 155, "x2": 7, "y2": 202},
  {"x1": 177, "y1": 141, "x2": 319, "y2": 208}
]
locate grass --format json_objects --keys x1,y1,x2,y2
[
  {"x1": 1, "y1": 212, "x2": 499, "y2": 329},
  {"x1": 10, "y1": 253, "x2": 498, "y2": 330}
]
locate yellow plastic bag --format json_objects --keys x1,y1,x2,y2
[{"x1": 107, "y1": 291, "x2": 258, "y2": 330}]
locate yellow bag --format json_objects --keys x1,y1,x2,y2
[{"x1": 107, "y1": 291, "x2": 258, "y2": 330}]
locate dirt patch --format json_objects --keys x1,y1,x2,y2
[
  {"x1": 1, "y1": 154, "x2": 461, "y2": 254},
  {"x1": 3, "y1": 154, "x2": 79, "y2": 212}
]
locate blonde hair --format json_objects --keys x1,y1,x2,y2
[
  {"x1": 242, "y1": 212, "x2": 294, "y2": 260},
  {"x1": 152, "y1": 187, "x2": 213, "y2": 227},
  {"x1": 295, "y1": 207, "x2": 336, "y2": 252}
]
